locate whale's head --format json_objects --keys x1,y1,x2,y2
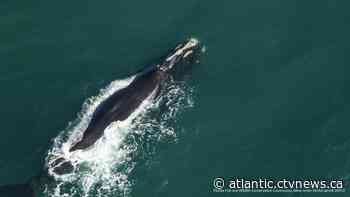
[{"x1": 158, "y1": 38, "x2": 201, "y2": 73}]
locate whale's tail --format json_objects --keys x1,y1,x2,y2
[{"x1": 49, "y1": 156, "x2": 75, "y2": 175}]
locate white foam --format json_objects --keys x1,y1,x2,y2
[{"x1": 44, "y1": 75, "x2": 194, "y2": 197}]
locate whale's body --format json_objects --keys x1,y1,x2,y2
[
  {"x1": 69, "y1": 67, "x2": 164, "y2": 151},
  {"x1": 69, "y1": 38, "x2": 200, "y2": 152}
]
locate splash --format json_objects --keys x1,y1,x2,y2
[{"x1": 43, "y1": 76, "x2": 194, "y2": 197}]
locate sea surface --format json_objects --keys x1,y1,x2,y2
[{"x1": 1, "y1": 0, "x2": 350, "y2": 196}]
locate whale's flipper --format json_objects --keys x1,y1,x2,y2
[{"x1": 0, "y1": 183, "x2": 34, "y2": 197}]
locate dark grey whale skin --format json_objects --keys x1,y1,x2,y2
[
  {"x1": 69, "y1": 38, "x2": 200, "y2": 152},
  {"x1": 69, "y1": 66, "x2": 165, "y2": 152}
]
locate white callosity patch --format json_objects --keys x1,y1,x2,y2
[
  {"x1": 44, "y1": 74, "x2": 194, "y2": 197},
  {"x1": 165, "y1": 38, "x2": 199, "y2": 67}
]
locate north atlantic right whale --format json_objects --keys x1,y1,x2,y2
[
  {"x1": 69, "y1": 38, "x2": 200, "y2": 152},
  {"x1": 0, "y1": 38, "x2": 201, "y2": 196}
]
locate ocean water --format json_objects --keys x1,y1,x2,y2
[{"x1": 1, "y1": 0, "x2": 350, "y2": 196}]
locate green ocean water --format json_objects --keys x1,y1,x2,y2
[{"x1": 1, "y1": 0, "x2": 350, "y2": 196}]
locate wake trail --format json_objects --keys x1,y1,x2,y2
[{"x1": 44, "y1": 76, "x2": 194, "y2": 197}]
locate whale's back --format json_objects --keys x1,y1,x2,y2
[{"x1": 69, "y1": 68, "x2": 164, "y2": 152}]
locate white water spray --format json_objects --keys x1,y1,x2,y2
[{"x1": 44, "y1": 75, "x2": 194, "y2": 197}]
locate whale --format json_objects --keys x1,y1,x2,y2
[
  {"x1": 48, "y1": 38, "x2": 201, "y2": 175},
  {"x1": 0, "y1": 38, "x2": 201, "y2": 196},
  {"x1": 69, "y1": 38, "x2": 200, "y2": 152}
]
